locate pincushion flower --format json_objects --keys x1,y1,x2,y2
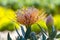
[{"x1": 16, "y1": 7, "x2": 46, "y2": 26}]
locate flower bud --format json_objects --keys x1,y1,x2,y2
[{"x1": 46, "y1": 15, "x2": 54, "y2": 27}]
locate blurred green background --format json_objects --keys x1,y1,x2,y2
[{"x1": 0, "y1": 0, "x2": 60, "y2": 33}]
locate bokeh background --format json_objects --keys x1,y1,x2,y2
[{"x1": 0, "y1": 0, "x2": 60, "y2": 33}]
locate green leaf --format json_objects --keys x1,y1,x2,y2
[
  {"x1": 15, "y1": 27, "x2": 26, "y2": 40},
  {"x1": 7, "y1": 32, "x2": 12, "y2": 40},
  {"x1": 49, "y1": 25, "x2": 57, "y2": 39},
  {"x1": 16, "y1": 36, "x2": 20, "y2": 40},
  {"x1": 15, "y1": 27, "x2": 20, "y2": 37},
  {"x1": 42, "y1": 33, "x2": 46, "y2": 40},
  {"x1": 21, "y1": 26, "x2": 25, "y2": 36},
  {"x1": 49, "y1": 31, "x2": 57, "y2": 39},
  {"x1": 37, "y1": 24, "x2": 47, "y2": 40},
  {"x1": 56, "y1": 34, "x2": 60, "y2": 38},
  {"x1": 16, "y1": 36, "x2": 26, "y2": 40},
  {"x1": 30, "y1": 32, "x2": 37, "y2": 40},
  {"x1": 36, "y1": 24, "x2": 47, "y2": 35}
]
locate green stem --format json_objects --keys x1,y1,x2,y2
[{"x1": 25, "y1": 25, "x2": 31, "y2": 39}]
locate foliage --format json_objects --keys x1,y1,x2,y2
[
  {"x1": 7, "y1": 15, "x2": 60, "y2": 40},
  {"x1": 0, "y1": 0, "x2": 60, "y2": 13}
]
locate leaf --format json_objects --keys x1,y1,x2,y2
[
  {"x1": 15, "y1": 27, "x2": 20, "y2": 37},
  {"x1": 37, "y1": 24, "x2": 47, "y2": 40},
  {"x1": 20, "y1": 36, "x2": 26, "y2": 40},
  {"x1": 21, "y1": 25, "x2": 25, "y2": 36},
  {"x1": 24, "y1": 25, "x2": 31, "y2": 39},
  {"x1": 49, "y1": 25, "x2": 57, "y2": 39},
  {"x1": 16, "y1": 36, "x2": 20, "y2": 40},
  {"x1": 16, "y1": 36, "x2": 26, "y2": 40},
  {"x1": 42, "y1": 33, "x2": 46, "y2": 40},
  {"x1": 30, "y1": 32, "x2": 37, "y2": 40},
  {"x1": 49, "y1": 31, "x2": 57, "y2": 39},
  {"x1": 56, "y1": 34, "x2": 60, "y2": 38},
  {"x1": 36, "y1": 24, "x2": 47, "y2": 35},
  {"x1": 15, "y1": 27, "x2": 26, "y2": 40},
  {"x1": 7, "y1": 32, "x2": 12, "y2": 40}
]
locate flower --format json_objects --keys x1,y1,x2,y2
[
  {"x1": 46, "y1": 15, "x2": 54, "y2": 26},
  {"x1": 16, "y1": 7, "x2": 46, "y2": 26}
]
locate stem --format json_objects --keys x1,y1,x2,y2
[{"x1": 25, "y1": 25, "x2": 31, "y2": 39}]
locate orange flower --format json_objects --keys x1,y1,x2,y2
[{"x1": 16, "y1": 7, "x2": 46, "y2": 26}]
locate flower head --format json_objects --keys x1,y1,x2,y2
[{"x1": 16, "y1": 7, "x2": 46, "y2": 26}]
